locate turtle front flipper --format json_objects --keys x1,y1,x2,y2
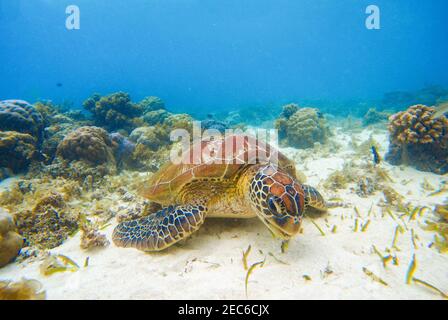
[
  {"x1": 302, "y1": 184, "x2": 327, "y2": 212},
  {"x1": 112, "y1": 204, "x2": 207, "y2": 251}
]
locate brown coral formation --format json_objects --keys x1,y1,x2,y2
[
  {"x1": 0, "y1": 279, "x2": 46, "y2": 300},
  {"x1": 275, "y1": 104, "x2": 330, "y2": 149},
  {"x1": 128, "y1": 113, "x2": 194, "y2": 171},
  {"x1": 0, "y1": 100, "x2": 44, "y2": 140},
  {"x1": 139, "y1": 96, "x2": 166, "y2": 113},
  {"x1": 424, "y1": 203, "x2": 448, "y2": 253},
  {"x1": 54, "y1": 126, "x2": 117, "y2": 178},
  {"x1": 14, "y1": 191, "x2": 78, "y2": 249},
  {"x1": 0, "y1": 209, "x2": 23, "y2": 267},
  {"x1": 80, "y1": 223, "x2": 109, "y2": 250},
  {"x1": 0, "y1": 183, "x2": 81, "y2": 250},
  {"x1": 83, "y1": 92, "x2": 144, "y2": 132},
  {"x1": 0, "y1": 131, "x2": 38, "y2": 173},
  {"x1": 56, "y1": 126, "x2": 116, "y2": 165},
  {"x1": 386, "y1": 105, "x2": 448, "y2": 174},
  {"x1": 388, "y1": 105, "x2": 447, "y2": 144}
]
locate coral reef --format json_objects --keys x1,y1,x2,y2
[
  {"x1": 355, "y1": 177, "x2": 377, "y2": 197},
  {"x1": 201, "y1": 115, "x2": 229, "y2": 133},
  {"x1": 0, "y1": 167, "x2": 13, "y2": 181},
  {"x1": 280, "y1": 103, "x2": 299, "y2": 119},
  {"x1": 54, "y1": 126, "x2": 117, "y2": 178},
  {"x1": 14, "y1": 192, "x2": 78, "y2": 249},
  {"x1": 0, "y1": 100, "x2": 44, "y2": 141},
  {"x1": 362, "y1": 108, "x2": 390, "y2": 126},
  {"x1": 164, "y1": 113, "x2": 194, "y2": 133},
  {"x1": 83, "y1": 92, "x2": 143, "y2": 132},
  {"x1": 130, "y1": 126, "x2": 171, "y2": 151},
  {"x1": 79, "y1": 221, "x2": 109, "y2": 250},
  {"x1": 109, "y1": 132, "x2": 136, "y2": 168},
  {"x1": 127, "y1": 113, "x2": 193, "y2": 171},
  {"x1": 41, "y1": 122, "x2": 80, "y2": 163},
  {"x1": 275, "y1": 105, "x2": 330, "y2": 149},
  {"x1": 222, "y1": 110, "x2": 245, "y2": 127},
  {"x1": 381, "y1": 85, "x2": 448, "y2": 110},
  {"x1": 424, "y1": 203, "x2": 448, "y2": 253},
  {"x1": 0, "y1": 131, "x2": 38, "y2": 173},
  {"x1": 31, "y1": 100, "x2": 93, "y2": 162},
  {"x1": 143, "y1": 109, "x2": 171, "y2": 125},
  {"x1": 0, "y1": 178, "x2": 84, "y2": 249},
  {"x1": 139, "y1": 96, "x2": 166, "y2": 113},
  {"x1": 385, "y1": 105, "x2": 448, "y2": 174},
  {"x1": 0, "y1": 279, "x2": 46, "y2": 300},
  {"x1": 129, "y1": 126, "x2": 172, "y2": 170},
  {"x1": 323, "y1": 165, "x2": 357, "y2": 191},
  {"x1": 0, "y1": 209, "x2": 23, "y2": 267}
]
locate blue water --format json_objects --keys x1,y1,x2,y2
[{"x1": 0, "y1": 0, "x2": 447, "y2": 115}]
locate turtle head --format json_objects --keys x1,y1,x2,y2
[{"x1": 248, "y1": 165, "x2": 305, "y2": 239}]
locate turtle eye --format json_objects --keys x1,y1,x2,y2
[{"x1": 268, "y1": 196, "x2": 284, "y2": 217}]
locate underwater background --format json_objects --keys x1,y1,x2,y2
[{"x1": 1, "y1": 0, "x2": 448, "y2": 117}]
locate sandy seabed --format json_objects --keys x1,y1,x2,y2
[{"x1": 0, "y1": 126, "x2": 447, "y2": 300}]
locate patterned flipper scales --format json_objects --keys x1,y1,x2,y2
[
  {"x1": 112, "y1": 204, "x2": 207, "y2": 251},
  {"x1": 302, "y1": 184, "x2": 327, "y2": 212}
]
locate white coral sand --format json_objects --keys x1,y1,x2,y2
[{"x1": 0, "y1": 127, "x2": 447, "y2": 300}]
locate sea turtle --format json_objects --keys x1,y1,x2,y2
[{"x1": 112, "y1": 135, "x2": 326, "y2": 251}]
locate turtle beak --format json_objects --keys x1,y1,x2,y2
[{"x1": 262, "y1": 215, "x2": 302, "y2": 239}]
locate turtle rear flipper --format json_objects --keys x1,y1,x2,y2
[{"x1": 112, "y1": 204, "x2": 207, "y2": 251}]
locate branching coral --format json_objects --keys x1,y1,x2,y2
[
  {"x1": 83, "y1": 92, "x2": 143, "y2": 131},
  {"x1": 0, "y1": 131, "x2": 38, "y2": 173},
  {"x1": 388, "y1": 105, "x2": 447, "y2": 145},
  {"x1": 0, "y1": 209, "x2": 23, "y2": 267},
  {"x1": 275, "y1": 105, "x2": 330, "y2": 149},
  {"x1": 385, "y1": 105, "x2": 448, "y2": 174},
  {"x1": 0, "y1": 100, "x2": 44, "y2": 141}
]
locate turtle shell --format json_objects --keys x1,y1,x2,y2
[{"x1": 139, "y1": 135, "x2": 296, "y2": 204}]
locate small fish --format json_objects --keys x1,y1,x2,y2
[
  {"x1": 363, "y1": 267, "x2": 388, "y2": 286},
  {"x1": 242, "y1": 245, "x2": 252, "y2": 270},
  {"x1": 433, "y1": 102, "x2": 448, "y2": 118},
  {"x1": 371, "y1": 146, "x2": 381, "y2": 165},
  {"x1": 56, "y1": 82, "x2": 63, "y2": 87},
  {"x1": 245, "y1": 258, "x2": 266, "y2": 298}
]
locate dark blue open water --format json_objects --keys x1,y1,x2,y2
[{"x1": 1, "y1": 0, "x2": 447, "y2": 115}]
